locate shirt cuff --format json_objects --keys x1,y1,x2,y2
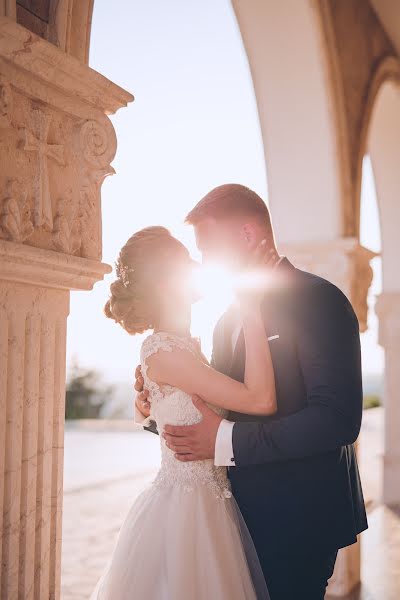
[
  {"x1": 214, "y1": 419, "x2": 236, "y2": 466},
  {"x1": 134, "y1": 402, "x2": 155, "y2": 428}
]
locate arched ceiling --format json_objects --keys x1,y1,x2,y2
[
  {"x1": 370, "y1": 0, "x2": 400, "y2": 57},
  {"x1": 368, "y1": 78, "x2": 400, "y2": 290}
]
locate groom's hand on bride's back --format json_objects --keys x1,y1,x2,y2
[
  {"x1": 134, "y1": 364, "x2": 151, "y2": 417},
  {"x1": 163, "y1": 396, "x2": 222, "y2": 461}
]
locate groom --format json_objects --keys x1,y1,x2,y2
[{"x1": 135, "y1": 184, "x2": 368, "y2": 600}]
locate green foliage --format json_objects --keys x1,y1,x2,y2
[
  {"x1": 65, "y1": 355, "x2": 114, "y2": 420},
  {"x1": 363, "y1": 394, "x2": 381, "y2": 410}
]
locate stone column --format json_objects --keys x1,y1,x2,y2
[
  {"x1": 0, "y1": 16, "x2": 133, "y2": 600},
  {"x1": 280, "y1": 237, "x2": 377, "y2": 597},
  {"x1": 375, "y1": 292, "x2": 400, "y2": 507}
]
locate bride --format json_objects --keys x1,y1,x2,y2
[{"x1": 90, "y1": 226, "x2": 277, "y2": 600}]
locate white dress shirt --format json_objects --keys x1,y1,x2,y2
[
  {"x1": 214, "y1": 255, "x2": 285, "y2": 467},
  {"x1": 214, "y1": 317, "x2": 240, "y2": 466}
]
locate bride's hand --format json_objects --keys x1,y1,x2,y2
[{"x1": 236, "y1": 240, "x2": 280, "y2": 313}]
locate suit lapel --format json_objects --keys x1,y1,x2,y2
[
  {"x1": 216, "y1": 257, "x2": 297, "y2": 379},
  {"x1": 215, "y1": 305, "x2": 237, "y2": 376},
  {"x1": 229, "y1": 327, "x2": 244, "y2": 378},
  {"x1": 228, "y1": 257, "x2": 296, "y2": 380}
]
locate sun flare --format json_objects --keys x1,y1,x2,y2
[
  {"x1": 190, "y1": 263, "x2": 235, "y2": 357},
  {"x1": 192, "y1": 263, "x2": 235, "y2": 306}
]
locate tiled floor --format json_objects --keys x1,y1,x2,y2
[
  {"x1": 61, "y1": 409, "x2": 400, "y2": 600},
  {"x1": 61, "y1": 471, "x2": 156, "y2": 599},
  {"x1": 61, "y1": 425, "x2": 160, "y2": 599}
]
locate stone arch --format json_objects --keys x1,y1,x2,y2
[
  {"x1": 231, "y1": 0, "x2": 376, "y2": 342},
  {"x1": 231, "y1": 0, "x2": 345, "y2": 244},
  {"x1": 357, "y1": 55, "x2": 400, "y2": 262},
  {"x1": 362, "y1": 59, "x2": 400, "y2": 506}
]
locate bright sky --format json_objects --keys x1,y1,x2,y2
[{"x1": 65, "y1": 0, "x2": 383, "y2": 384}]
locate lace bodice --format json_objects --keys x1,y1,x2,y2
[{"x1": 140, "y1": 331, "x2": 232, "y2": 499}]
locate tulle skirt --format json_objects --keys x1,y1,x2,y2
[{"x1": 89, "y1": 481, "x2": 269, "y2": 599}]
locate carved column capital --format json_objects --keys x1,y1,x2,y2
[
  {"x1": 0, "y1": 18, "x2": 133, "y2": 262},
  {"x1": 0, "y1": 74, "x2": 12, "y2": 124},
  {"x1": 78, "y1": 117, "x2": 118, "y2": 171}
]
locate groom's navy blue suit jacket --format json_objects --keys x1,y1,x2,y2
[{"x1": 212, "y1": 257, "x2": 368, "y2": 560}]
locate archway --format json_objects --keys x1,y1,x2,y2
[
  {"x1": 232, "y1": 0, "x2": 344, "y2": 244},
  {"x1": 364, "y1": 67, "x2": 400, "y2": 507}
]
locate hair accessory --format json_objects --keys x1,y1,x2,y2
[{"x1": 115, "y1": 258, "x2": 134, "y2": 287}]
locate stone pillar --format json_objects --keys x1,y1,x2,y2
[
  {"x1": 0, "y1": 16, "x2": 133, "y2": 600},
  {"x1": 280, "y1": 237, "x2": 376, "y2": 597},
  {"x1": 375, "y1": 292, "x2": 400, "y2": 507}
]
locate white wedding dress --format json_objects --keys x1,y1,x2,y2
[{"x1": 90, "y1": 331, "x2": 269, "y2": 599}]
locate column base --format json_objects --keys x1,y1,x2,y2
[
  {"x1": 326, "y1": 539, "x2": 361, "y2": 597},
  {"x1": 383, "y1": 454, "x2": 400, "y2": 507}
]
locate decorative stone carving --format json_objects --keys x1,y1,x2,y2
[
  {"x1": 0, "y1": 17, "x2": 133, "y2": 260},
  {"x1": 350, "y1": 248, "x2": 376, "y2": 333},
  {"x1": 0, "y1": 178, "x2": 34, "y2": 242},
  {"x1": 51, "y1": 190, "x2": 80, "y2": 254},
  {"x1": 79, "y1": 118, "x2": 117, "y2": 170},
  {"x1": 0, "y1": 238, "x2": 112, "y2": 292},
  {"x1": 19, "y1": 106, "x2": 65, "y2": 232},
  {"x1": 75, "y1": 118, "x2": 117, "y2": 259},
  {"x1": 0, "y1": 75, "x2": 12, "y2": 127}
]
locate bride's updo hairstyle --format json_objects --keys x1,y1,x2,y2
[{"x1": 104, "y1": 226, "x2": 189, "y2": 335}]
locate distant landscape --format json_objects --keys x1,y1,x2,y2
[
  {"x1": 363, "y1": 373, "x2": 383, "y2": 396},
  {"x1": 65, "y1": 352, "x2": 384, "y2": 420},
  {"x1": 69, "y1": 372, "x2": 384, "y2": 420}
]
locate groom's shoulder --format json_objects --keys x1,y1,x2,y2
[
  {"x1": 294, "y1": 267, "x2": 333, "y2": 290},
  {"x1": 292, "y1": 267, "x2": 355, "y2": 316}
]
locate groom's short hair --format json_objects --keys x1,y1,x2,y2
[{"x1": 185, "y1": 184, "x2": 272, "y2": 229}]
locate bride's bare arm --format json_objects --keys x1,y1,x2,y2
[{"x1": 145, "y1": 305, "x2": 276, "y2": 416}]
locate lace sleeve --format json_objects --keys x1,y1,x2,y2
[{"x1": 140, "y1": 331, "x2": 198, "y2": 385}]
